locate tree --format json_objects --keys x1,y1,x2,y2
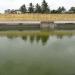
[
  {"x1": 20, "y1": 4, "x2": 27, "y2": 13},
  {"x1": 41, "y1": 0, "x2": 50, "y2": 13},
  {"x1": 61, "y1": 6, "x2": 66, "y2": 12},
  {"x1": 57, "y1": 7, "x2": 62, "y2": 13},
  {"x1": 35, "y1": 3, "x2": 41, "y2": 13},
  {"x1": 57, "y1": 6, "x2": 66, "y2": 13},
  {"x1": 51, "y1": 10, "x2": 58, "y2": 13},
  {"x1": 28, "y1": 3, "x2": 34, "y2": 13},
  {"x1": 69, "y1": 7, "x2": 75, "y2": 13}
]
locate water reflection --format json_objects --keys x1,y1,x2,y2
[
  {"x1": 6, "y1": 33, "x2": 74, "y2": 45},
  {"x1": 39, "y1": 35, "x2": 49, "y2": 45},
  {"x1": 21, "y1": 35, "x2": 49, "y2": 45},
  {"x1": 22, "y1": 36, "x2": 27, "y2": 41},
  {"x1": 56, "y1": 34, "x2": 73, "y2": 39},
  {"x1": 0, "y1": 31, "x2": 75, "y2": 75},
  {"x1": 30, "y1": 36, "x2": 35, "y2": 43}
]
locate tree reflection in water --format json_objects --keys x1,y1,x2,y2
[
  {"x1": 6, "y1": 33, "x2": 74, "y2": 45},
  {"x1": 57, "y1": 34, "x2": 63, "y2": 39},
  {"x1": 40, "y1": 35, "x2": 49, "y2": 45},
  {"x1": 36, "y1": 35, "x2": 41, "y2": 43},
  {"x1": 22, "y1": 35, "x2": 49, "y2": 45},
  {"x1": 23, "y1": 35, "x2": 49, "y2": 45},
  {"x1": 22, "y1": 36, "x2": 27, "y2": 41},
  {"x1": 30, "y1": 36, "x2": 35, "y2": 43}
]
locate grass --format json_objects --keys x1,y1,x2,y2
[{"x1": 0, "y1": 14, "x2": 75, "y2": 21}]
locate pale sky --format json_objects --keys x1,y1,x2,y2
[{"x1": 0, "y1": 0, "x2": 75, "y2": 13}]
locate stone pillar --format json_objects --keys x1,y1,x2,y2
[{"x1": 40, "y1": 21, "x2": 55, "y2": 29}]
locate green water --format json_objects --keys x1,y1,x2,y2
[{"x1": 0, "y1": 32, "x2": 75, "y2": 75}]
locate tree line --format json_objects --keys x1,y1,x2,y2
[
  {"x1": 19, "y1": 0, "x2": 75, "y2": 14},
  {"x1": 20, "y1": 0, "x2": 50, "y2": 14},
  {"x1": 5, "y1": 0, "x2": 75, "y2": 14}
]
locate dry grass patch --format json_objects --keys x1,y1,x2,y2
[{"x1": 0, "y1": 14, "x2": 75, "y2": 21}]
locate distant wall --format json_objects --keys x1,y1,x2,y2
[{"x1": 0, "y1": 23, "x2": 40, "y2": 30}]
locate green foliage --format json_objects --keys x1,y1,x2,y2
[
  {"x1": 51, "y1": 10, "x2": 58, "y2": 13},
  {"x1": 62, "y1": 6, "x2": 66, "y2": 12},
  {"x1": 35, "y1": 3, "x2": 41, "y2": 13},
  {"x1": 20, "y1": 4, "x2": 27, "y2": 13},
  {"x1": 28, "y1": 3, "x2": 34, "y2": 13},
  {"x1": 5, "y1": 0, "x2": 75, "y2": 14},
  {"x1": 19, "y1": 0, "x2": 67, "y2": 14},
  {"x1": 69, "y1": 7, "x2": 75, "y2": 13},
  {"x1": 41, "y1": 0, "x2": 50, "y2": 13},
  {"x1": 57, "y1": 6, "x2": 66, "y2": 13}
]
